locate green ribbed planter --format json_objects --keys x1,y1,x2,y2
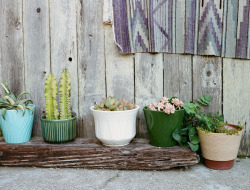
[
  {"x1": 41, "y1": 116, "x2": 76, "y2": 143},
  {"x1": 143, "y1": 107, "x2": 184, "y2": 147}
]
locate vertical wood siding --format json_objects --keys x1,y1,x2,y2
[{"x1": 0, "y1": 0, "x2": 249, "y2": 156}]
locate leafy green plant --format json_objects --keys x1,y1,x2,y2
[
  {"x1": 0, "y1": 80, "x2": 33, "y2": 120},
  {"x1": 172, "y1": 94, "x2": 211, "y2": 151},
  {"x1": 94, "y1": 96, "x2": 135, "y2": 111},
  {"x1": 44, "y1": 69, "x2": 72, "y2": 120}
]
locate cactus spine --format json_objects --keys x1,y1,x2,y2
[
  {"x1": 44, "y1": 74, "x2": 59, "y2": 120},
  {"x1": 59, "y1": 69, "x2": 72, "y2": 119}
]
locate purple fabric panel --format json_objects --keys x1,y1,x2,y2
[
  {"x1": 198, "y1": 18, "x2": 222, "y2": 55},
  {"x1": 236, "y1": 0, "x2": 250, "y2": 59},
  {"x1": 185, "y1": 0, "x2": 196, "y2": 54},
  {"x1": 113, "y1": 0, "x2": 131, "y2": 54}
]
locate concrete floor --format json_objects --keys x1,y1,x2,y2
[{"x1": 0, "y1": 158, "x2": 249, "y2": 190}]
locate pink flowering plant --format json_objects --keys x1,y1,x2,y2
[{"x1": 147, "y1": 97, "x2": 184, "y2": 114}]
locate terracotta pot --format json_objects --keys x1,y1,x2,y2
[{"x1": 198, "y1": 124, "x2": 243, "y2": 170}]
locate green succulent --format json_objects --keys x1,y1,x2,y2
[
  {"x1": 44, "y1": 69, "x2": 72, "y2": 120},
  {"x1": 0, "y1": 80, "x2": 33, "y2": 120},
  {"x1": 94, "y1": 96, "x2": 135, "y2": 111}
]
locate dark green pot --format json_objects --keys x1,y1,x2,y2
[
  {"x1": 143, "y1": 107, "x2": 184, "y2": 147},
  {"x1": 41, "y1": 116, "x2": 77, "y2": 143}
]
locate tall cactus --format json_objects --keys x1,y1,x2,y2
[
  {"x1": 59, "y1": 69, "x2": 72, "y2": 119},
  {"x1": 44, "y1": 74, "x2": 59, "y2": 120}
]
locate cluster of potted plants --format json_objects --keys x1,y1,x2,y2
[{"x1": 0, "y1": 70, "x2": 244, "y2": 170}]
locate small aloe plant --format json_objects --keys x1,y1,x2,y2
[
  {"x1": 0, "y1": 80, "x2": 33, "y2": 120},
  {"x1": 44, "y1": 69, "x2": 72, "y2": 120}
]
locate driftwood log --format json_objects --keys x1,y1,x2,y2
[{"x1": 0, "y1": 138, "x2": 199, "y2": 170}]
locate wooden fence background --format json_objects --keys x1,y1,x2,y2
[{"x1": 0, "y1": 0, "x2": 249, "y2": 156}]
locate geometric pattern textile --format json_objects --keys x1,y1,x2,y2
[{"x1": 113, "y1": 0, "x2": 250, "y2": 59}]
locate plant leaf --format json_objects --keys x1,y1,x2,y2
[
  {"x1": 17, "y1": 91, "x2": 32, "y2": 101},
  {"x1": 188, "y1": 142, "x2": 199, "y2": 152},
  {"x1": 17, "y1": 104, "x2": 26, "y2": 116},
  {"x1": 26, "y1": 106, "x2": 34, "y2": 114},
  {"x1": 1, "y1": 108, "x2": 7, "y2": 120}
]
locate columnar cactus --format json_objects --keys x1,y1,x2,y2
[
  {"x1": 59, "y1": 69, "x2": 72, "y2": 119},
  {"x1": 44, "y1": 74, "x2": 59, "y2": 120}
]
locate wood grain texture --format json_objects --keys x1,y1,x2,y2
[
  {"x1": 193, "y1": 56, "x2": 222, "y2": 114},
  {"x1": 223, "y1": 58, "x2": 250, "y2": 156},
  {"x1": 105, "y1": 25, "x2": 134, "y2": 101},
  {"x1": 50, "y1": 0, "x2": 78, "y2": 122},
  {"x1": 164, "y1": 54, "x2": 192, "y2": 102},
  {"x1": 23, "y1": 0, "x2": 50, "y2": 136},
  {"x1": 0, "y1": 0, "x2": 24, "y2": 95},
  {"x1": 77, "y1": 0, "x2": 106, "y2": 138},
  {"x1": 135, "y1": 53, "x2": 163, "y2": 138},
  {"x1": 103, "y1": 0, "x2": 113, "y2": 24},
  {"x1": 0, "y1": 137, "x2": 200, "y2": 170}
]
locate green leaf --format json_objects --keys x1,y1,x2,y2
[
  {"x1": 17, "y1": 91, "x2": 32, "y2": 101},
  {"x1": 188, "y1": 142, "x2": 199, "y2": 152},
  {"x1": 26, "y1": 106, "x2": 34, "y2": 114},
  {"x1": 17, "y1": 104, "x2": 26, "y2": 116},
  {"x1": 172, "y1": 129, "x2": 182, "y2": 143},
  {"x1": 1, "y1": 108, "x2": 7, "y2": 120},
  {"x1": 190, "y1": 136, "x2": 200, "y2": 144},
  {"x1": 17, "y1": 99, "x2": 33, "y2": 106}
]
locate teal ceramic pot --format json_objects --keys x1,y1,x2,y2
[
  {"x1": 41, "y1": 116, "x2": 77, "y2": 143},
  {"x1": 0, "y1": 104, "x2": 35, "y2": 144},
  {"x1": 143, "y1": 106, "x2": 184, "y2": 147}
]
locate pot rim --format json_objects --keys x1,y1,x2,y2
[
  {"x1": 0, "y1": 104, "x2": 35, "y2": 112},
  {"x1": 197, "y1": 124, "x2": 244, "y2": 135},
  {"x1": 143, "y1": 106, "x2": 184, "y2": 113},
  {"x1": 41, "y1": 115, "x2": 76, "y2": 122},
  {"x1": 90, "y1": 105, "x2": 139, "y2": 113}
]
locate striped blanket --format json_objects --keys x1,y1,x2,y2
[{"x1": 113, "y1": 0, "x2": 250, "y2": 59}]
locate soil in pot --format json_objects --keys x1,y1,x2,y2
[{"x1": 143, "y1": 107, "x2": 184, "y2": 147}]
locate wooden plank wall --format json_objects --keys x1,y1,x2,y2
[{"x1": 0, "y1": 0, "x2": 249, "y2": 156}]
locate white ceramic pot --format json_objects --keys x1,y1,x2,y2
[{"x1": 90, "y1": 105, "x2": 139, "y2": 146}]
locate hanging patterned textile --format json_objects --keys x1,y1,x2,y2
[{"x1": 113, "y1": 0, "x2": 250, "y2": 59}]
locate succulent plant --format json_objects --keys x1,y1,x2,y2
[
  {"x1": 59, "y1": 69, "x2": 71, "y2": 119},
  {"x1": 94, "y1": 96, "x2": 135, "y2": 111},
  {"x1": 44, "y1": 69, "x2": 72, "y2": 120},
  {"x1": 44, "y1": 74, "x2": 59, "y2": 120},
  {"x1": 0, "y1": 80, "x2": 33, "y2": 120}
]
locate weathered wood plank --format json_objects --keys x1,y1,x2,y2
[
  {"x1": 103, "y1": 0, "x2": 113, "y2": 24},
  {"x1": 135, "y1": 53, "x2": 163, "y2": 138},
  {"x1": 105, "y1": 25, "x2": 134, "y2": 101},
  {"x1": 164, "y1": 54, "x2": 192, "y2": 102},
  {"x1": 77, "y1": 0, "x2": 106, "y2": 138},
  {"x1": 0, "y1": 0, "x2": 25, "y2": 95},
  {"x1": 0, "y1": 137, "x2": 199, "y2": 170},
  {"x1": 23, "y1": 0, "x2": 50, "y2": 136},
  {"x1": 175, "y1": 0, "x2": 186, "y2": 53},
  {"x1": 193, "y1": 56, "x2": 222, "y2": 114},
  {"x1": 50, "y1": 0, "x2": 78, "y2": 130},
  {"x1": 223, "y1": 58, "x2": 250, "y2": 156}
]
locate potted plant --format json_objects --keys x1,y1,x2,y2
[
  {"x1": 0, "y1": 80, "x2": 35, "y2": 143},
  {"x1": 197, "y1": 113, "x2": 243, "y2": 170},
  {"x1": 143, "y1": 97, "x2": 184, "y2": 147},
  {"x1": 91, "y1": 96, "x2": 139, "y2": 146},
  {"x1": 172, "y1": 94, "x2": 244, "y2": 170},
  {"x1": 41, "y1": 69, "x2": 76, "y2": 143}
]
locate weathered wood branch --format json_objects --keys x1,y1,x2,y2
[{"x1": 0, "y1": 138, "x2": 199, "y2": 170}]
